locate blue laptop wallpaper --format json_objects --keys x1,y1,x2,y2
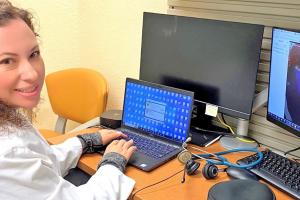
[{"x1": 122, "y1": 79, "x2": 194, "y2": 143}]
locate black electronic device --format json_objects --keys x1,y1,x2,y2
[
  {"x1": 208, "y1": 180, "x2": 275, "y2": 200},
  {"x1": 238, "y1": 150, "x2": 300, "y2": 199},
  {"x1": 100, "y1": 110, "x2": 122, "y2": 129},
  {"x1": 235, "y1": 27, "x2": 300, "y2": 200},
  {"x1": 226, "y1": 167, "x2": 259, "y2": 181},
  {"x1": 140, "y1": 12, "x2": 264, "y2": 123},
  {"x1": 117, "y1": 78, "x2": 194, "y2": 171},
  {"x1": 190, "y1": 127, "x2": 221, "y2": 147}
]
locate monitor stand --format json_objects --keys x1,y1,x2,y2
[
  {"x1": 220, "y1": 88, "x2": 269, "y2": 149},
  {"x1": 219, "y1": 118, "x2": 258, "y2": 149},
  {"x1": 191, "y1": 116, "x2": 257, "y2": 148}
]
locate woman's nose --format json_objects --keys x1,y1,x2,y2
[{"x1": 19, "y1": 60, "x2": 39, "y2": 82}]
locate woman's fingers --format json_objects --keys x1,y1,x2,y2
[
  {"x1": 100, "y1": 129, "x2": 128, "y2": 145},
  {"x1": 123, "y1": 139, "x2": 134, "y2": 149},
  {"x1": 126, "y1": 146, "x2": 137, "y2": 157},
  {"x1": 116, "y1": 139, "x2": 126, "y2": 147},
  {"x1": 104, "y1": 139, "x2": 136, "y2": 161}
]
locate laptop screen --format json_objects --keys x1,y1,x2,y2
[{"x1": 122, "y1": 78, "x2": 194, "y2": 143}]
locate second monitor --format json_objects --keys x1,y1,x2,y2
[{"x1": 139, "y1": 13, "x2": 264, "y2": 130}]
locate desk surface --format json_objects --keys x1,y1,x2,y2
[{"x1": 47, "y1": 130, "x2": 293, "y2": 200}]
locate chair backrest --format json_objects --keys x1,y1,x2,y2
[{"x1": 46, "y1": 68, "x2": 108, "y2": 124}]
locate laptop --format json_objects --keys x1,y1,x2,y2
[{"x1": 117, "y1": 78, "x2": 194, "y2": 171}]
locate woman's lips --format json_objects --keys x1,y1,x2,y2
[{"x1": 14, "y1": 85, "x2": 40, "y2": 97}]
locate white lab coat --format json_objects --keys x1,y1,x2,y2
[{"x1": 0, "y1": 123, "x2": 135, "y2": 200}]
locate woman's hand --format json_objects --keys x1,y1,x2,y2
[
  {"x1": 99, "y1": 129, "x2": 127, "y2": 145},
  {"x1": 104, "y1": 139, "x2": 136, "y2": 161}
]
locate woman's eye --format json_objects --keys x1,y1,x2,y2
[
  {"x1": 0, "y1": 58, "x2": 14, "y2": 65},
  {"x1": 0, "y1": 58, "x2": 17, "y2": 71},
  {"x1": 30, "y1": 50, "x2": 40, "y2": 58}
]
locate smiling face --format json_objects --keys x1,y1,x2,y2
[{"x1": 0, "y1": 18, "x2": 45, "y2": 109}]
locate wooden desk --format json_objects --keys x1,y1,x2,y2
[{"x1": 47, "y1": 130, "x2": 292, "y2": 200}]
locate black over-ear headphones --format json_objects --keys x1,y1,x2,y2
[
  {"x1": 178, "y1": 149, "x2": 226, "y2": 182},
  {"x1": 185, "y1": 159, "x2": 200, "y2": 176},
  {"x1": 178, "y1": 137, "x2": 263, "y2": 183},
  {"x1": 184, "y1": 159, "x2": 225, "y2": 180}
]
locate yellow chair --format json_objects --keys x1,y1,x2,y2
[{"x1": 39, "y1": 68, "x2": 108, "y2": 139}]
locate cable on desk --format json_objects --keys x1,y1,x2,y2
[
  {"x1": 221, "y1": 113, "x2": 231, "y2": 132},
  {"x1": 190, "y1": 126, "x2": 232, "y2": 136},
  {"x1": 216, "y1": 114, "x2": 235, "y2": 134},
  {"x1": 130, "y1": 169, "x2": 184, "y2": 200},
  {"x1": 216, "y1": 114, "x2": 261, "y2": 145},
  {"x1": 219, "y1": 114, "x2": 258, "y2": 144},
  {"x1": 284, "y1": 146, "x2": 300, "y2": 156},
  {"x1": 233, "y1": 135, "x2": 261, "y2": 147}
]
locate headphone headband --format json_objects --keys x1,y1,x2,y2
[
  {"x1": 179, "y1": 146, "x2": 263, "y2": 182},
  {"x1": 194, "y1": 148, "x2": 263, "y2": 169}
]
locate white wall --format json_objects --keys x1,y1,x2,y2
[
  {"x1": 11, "y1": 0, "x2": 167, "y2": 130},
  {"x1": 79, "y1": 1, "x2": 167, "y2": 111}
]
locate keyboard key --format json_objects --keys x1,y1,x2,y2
[{"x1": 122, "y1": 130, "x2": 177, "y2": 159}]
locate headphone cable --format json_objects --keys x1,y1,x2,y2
[{"x1": 130, "y1": 169, "x2": 184, "y2": 200}]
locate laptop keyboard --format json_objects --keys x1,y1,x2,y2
[{"x1": 122, "y1": 130, "x2": 178, "y2": 159}]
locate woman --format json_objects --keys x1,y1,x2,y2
[{"x1": 0, "y1": 1, "x2": 136, "y2": 199}]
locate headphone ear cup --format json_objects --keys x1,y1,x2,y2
[
  {"x1": 185, "y1": 159, "x2": 200, "y2": 175},
  {"x1": 202, "y1": 163, "x2": 219, "y2": 179}
]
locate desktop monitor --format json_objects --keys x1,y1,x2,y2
[
  {"x1": 267, "y1": 27, "x2": 300, "y2": 138},
  {"x1": 139, "y1": 12, "x2": 264, "y2": 122}
]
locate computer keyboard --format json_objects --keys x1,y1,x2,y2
[
  {"x1": 237, "y1": 149, "x2": 300, "y2": 199},
  {"x1": 122, "y1": 130, "x2": 177, "y2": 159}
]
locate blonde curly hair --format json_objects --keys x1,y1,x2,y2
[{"x1": 0, "y1": 0, "x2": 38, "y2": 127}]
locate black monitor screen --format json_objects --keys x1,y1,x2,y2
[
  {"x1": 140, "y1": 13, "x2": 264, "y2": 120},
  {"x1": 267, "y1": 28, "x2": 300, "y2": 137}
]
